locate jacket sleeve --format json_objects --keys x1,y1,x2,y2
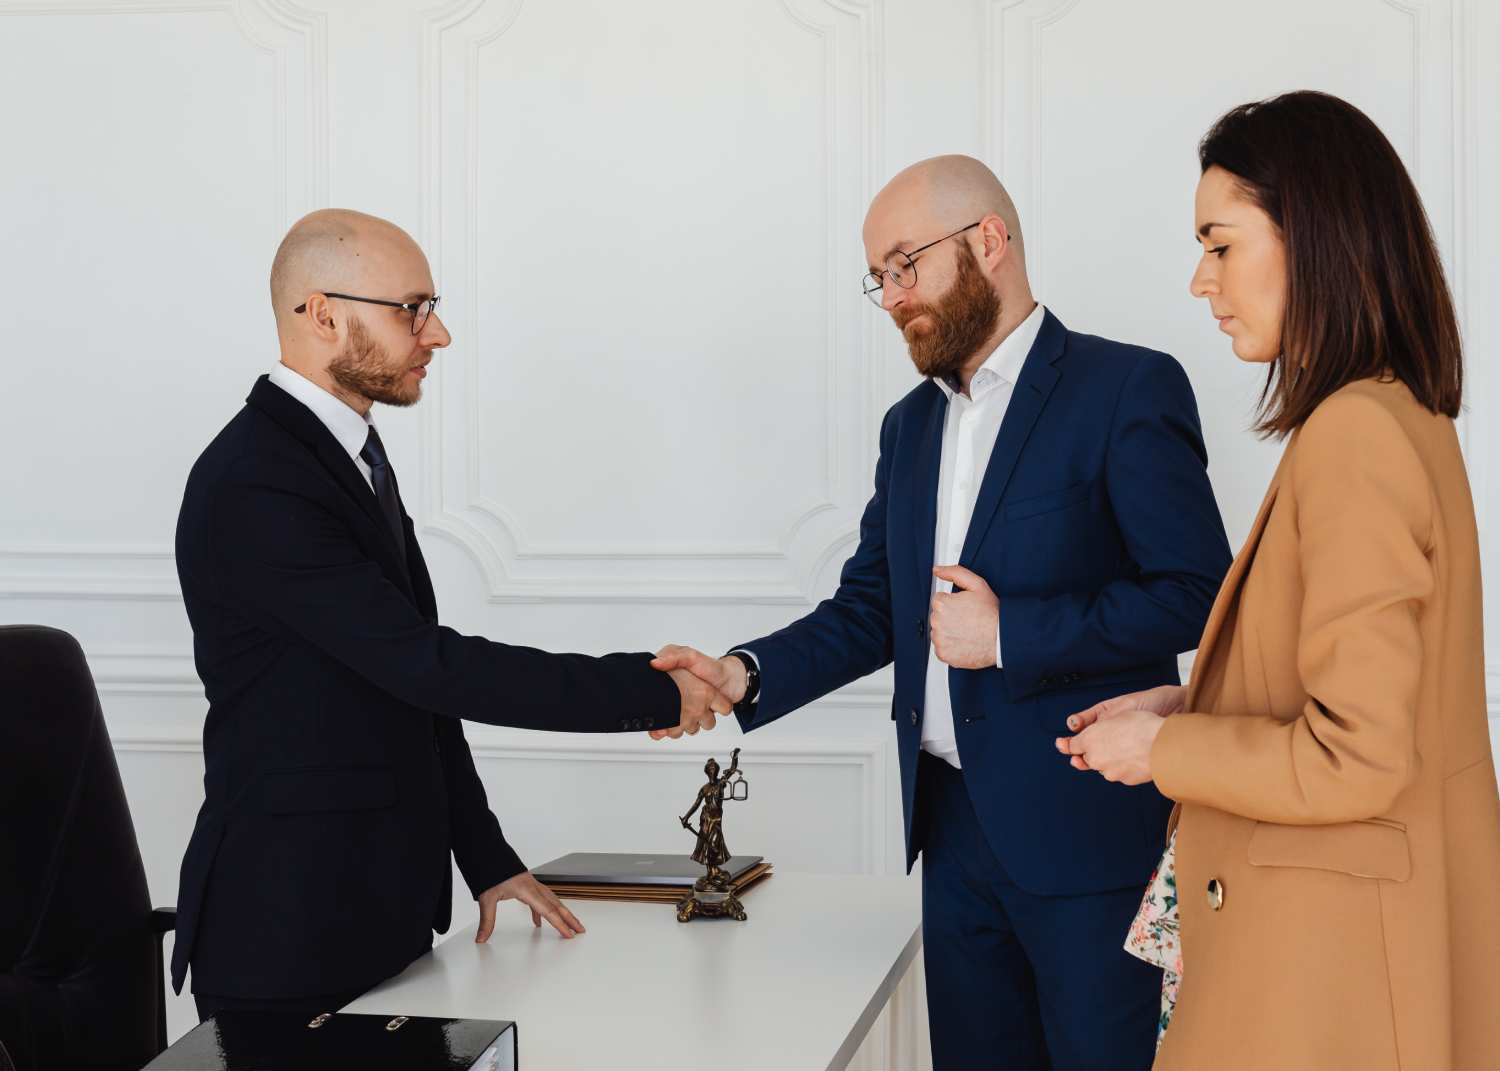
[
  {"x1": 1151, "y1": 390, "x2": 1432, "y2": 823},
  {"x1": 437, "y1": 716, "x2": 528, "y2": 896},
  {"x1": 1000, "y1": 353, "x2": 1233, "y2": 698},
  {"x1": 210, "y1": 457, "x2": 681, "y2": 733},
  {"x1": 734, "y1": 406, "x2": 899, "y2": 729}
]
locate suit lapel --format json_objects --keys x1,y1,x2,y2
[
  {"x1": 403, "y1": 512, "x2": 438, "y2": 619},
  {"x1": 957, "y1": 309, "x2": 1066, "y2": 566},
  {"x1": 910, "y1": 384, "x2": 949, "y2": 591},
  {"x1": 1184, "y1": 445, "x2": 1291, "y2": 708},
  {"x1": 246, "y1": 376, "x2": 413, "y2": 585}
]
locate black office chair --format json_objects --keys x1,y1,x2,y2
[{"x1": 0, "y1": 625, "x2": 176, "y2": 1071}]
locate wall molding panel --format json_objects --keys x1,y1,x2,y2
[
  {"x1": 415, "y1": 0, "x2": 885, "y2": 604},
  {"x1": 0, "y1": 0, "x2": 329, "y2": 601}
]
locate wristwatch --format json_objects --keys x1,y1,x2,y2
[{"x1": 725, "y1": 651, "x2": 761, "y2": 715}]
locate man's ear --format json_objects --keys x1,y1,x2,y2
[
  {"x1": 302, "y1": 293, "x2": 339, "y2": 338},
  {"x1": 978, "y1": 214, "x2": 1010, "y2": 267}
]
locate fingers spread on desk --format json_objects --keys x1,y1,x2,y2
[
  {"x1": 511, "y1": 877, "x2": 584, "y2": 938},
  {"x1": 541, "y1": 884, "x2": 585, "y2": 936},
  {"x1": 556, "y1": 897, "x2": 586, "y2": 937},
  {"x1": 475, "y1": 892, "x2": 497, "y2": 943},
  {"x1": 538, "y1": 901, "x2": 579, "y2": 939}
]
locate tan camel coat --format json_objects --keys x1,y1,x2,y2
[{"x1": 1150, "y1": 377, "x2": 1500, "y2": 1070}]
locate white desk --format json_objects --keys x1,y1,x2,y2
[{"x1": 342, "y1": 872, "x2": 924, "y2": 1070}]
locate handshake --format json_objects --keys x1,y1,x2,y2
[
  {"x1": 649, "y1": 563, "x2": 1002, "y2": 741},
  {"x1": 650, "y1": 645, "x2": 746, "y2": 740}
]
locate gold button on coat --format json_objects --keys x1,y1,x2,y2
[{"x1": 1207, "y1": 878, "x2": 1225, "y2": 911}]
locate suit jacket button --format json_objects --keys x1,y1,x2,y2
[
  {"x1": 1207, "y1": 878, "x2": 1225, "y2": 911},
  {"x1": 910, "y1": 710, "x2": 918, "y2": 726},
  {"x1": 917, "y1": 617, "x2": 925, "y2": 639},
  {"x1": 645, "y1": 718, "x2": 655, "y2": 729}
]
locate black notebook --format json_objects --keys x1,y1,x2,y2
[{"x1": 142, "y1": 1011, "x2": 516, "y2": 1070}]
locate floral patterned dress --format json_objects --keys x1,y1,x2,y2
[{"x1": 1125, "y1": 832, "x2": 1181, "y2": 1047}]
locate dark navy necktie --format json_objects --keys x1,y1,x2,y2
[{"x1": 359, "y1": 426, "x2": 408, "y2": 568}]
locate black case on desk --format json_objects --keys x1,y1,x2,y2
[{"x1": 141, "y1": 1011, "x2": 517, "y2": 1070}]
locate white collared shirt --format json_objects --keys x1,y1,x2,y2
[
  {"x1": 267, "y1": 362, "x2": 377, "y2": 492},
  {"x1": 921, "y1": 301, "x2": 1045, "y2": 768}
]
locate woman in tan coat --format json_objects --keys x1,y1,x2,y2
[{"x1": 1059, "y1": 90, "x2": 1500, "y2": 1070}]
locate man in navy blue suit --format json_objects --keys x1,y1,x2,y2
[{"x1": 653, "y1": 156, "x2": 1231, "y2": 1069}]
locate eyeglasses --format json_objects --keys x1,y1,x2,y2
[
  {"x1": 861, "y1": 221, "x2": 981, "y2": 307},
  {"x1": 293, "y1": 292, "x2": 441, "y2": 335}
]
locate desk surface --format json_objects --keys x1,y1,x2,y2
[{"x1": 342, "y1": 871, "x2": 923, "y2": 1070}]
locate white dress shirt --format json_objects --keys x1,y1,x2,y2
[
  {"x1": 738, "y1": 304, "x2": 1046, "y2": 770},
  {"x1": 267, "y1": 362, "x2": 377, "y2": 492},
  {"x1": 921, "y1": 301, "x2": 1045, "y2": 768}
]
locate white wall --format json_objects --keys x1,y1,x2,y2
[{"x1": 2, "y1": 0, "x2": 1495, "y2": 1061}]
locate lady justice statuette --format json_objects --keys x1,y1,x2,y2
[{"x1": 676, "y1": 747, "x2": 750, "y2": 922}]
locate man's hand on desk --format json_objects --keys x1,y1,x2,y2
[
  {"x1": 649, "y1": 645, "x2": 747, "y2": 740},
  {"x1": 477, "y1": 871, "x2": 586, "y2": 942}
]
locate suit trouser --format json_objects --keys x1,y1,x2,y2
[{"x1": 917, "y1": 751, "x2": 1161, "y2": 1071}]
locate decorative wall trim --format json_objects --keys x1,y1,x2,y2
[
  {"x1": 415, "y1": 0, "x2": 884, "y2": 604},
  {"x1": 980, "y1": 0, "x2": 1080, "y2": 291},
  {"x1": 0, "y1": 0, "x2": 328, "y2": 602},
  {"x1": 88, "y1": 650, "x2": 203, "y2": 697},
  {"x1": 0, "y1": 546, "x2": 179, "y2": 601},
  {"x1": 109, "y1": 730, "x2": 891, "y2": 873}
]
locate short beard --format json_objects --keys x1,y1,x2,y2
[
  {"x1": 894, "y1": 240, "x2": 1002, "y2": 381},
  {"x1": 328, "y1": 315, "x2": 422, "y2": 408}
]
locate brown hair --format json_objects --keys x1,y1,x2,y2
[{"x1": 1199, "y1": 91, "x2": 1462, "y2": 437}]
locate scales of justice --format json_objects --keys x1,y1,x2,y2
[{"x1": 676, "y1": 747, "x2": 750, "y2": 922}]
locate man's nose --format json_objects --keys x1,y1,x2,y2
[{"x1": 423, "y1": 311, "x2": 453, "y2": 348}]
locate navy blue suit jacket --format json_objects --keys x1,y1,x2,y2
[
  {"x1": 737, "y1": 311, "x2": 1231, "y2": 895},
  {"x1": 171, "y1": 376, "x2": 679, "y2": 999}
]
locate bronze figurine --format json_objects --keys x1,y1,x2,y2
[{"x1": 676, "y1": 747, "x2": 749, "y2": 922}]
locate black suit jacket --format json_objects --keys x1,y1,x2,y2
[{"x1": 171, "y1": 375, "x2": 678, "y2": 999}]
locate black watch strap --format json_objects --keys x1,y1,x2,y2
[{"x1": 725, "y1": 651, "x2": 761, "y2": 715}]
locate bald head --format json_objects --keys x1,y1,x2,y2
[
  {"x1": 862, "y1": 153, "x2": 1030, "y2": 305},
  {"x1": 269, "y1": 209, "x2": 426, "y2": 326},
  {"x1": 862, "y1": 155, "x2": 1035, "y2": 387},
  {"x1": 268, "y1": 208, "x2": 449, "y2": 414},
  {"x1": 867, "y1": 154, "x2": 1023, "y2": 250}
]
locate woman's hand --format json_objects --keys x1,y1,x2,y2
[
  {"x1": 1054, "y1": 684, "x2": 1185, "y2": 783},
  {"x1": 1055, "y1": 708, "x2": 1168, "y2": 785},
  {"x1": 1067, "y1": 685, "x2": 1185, "y2": 735}
]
